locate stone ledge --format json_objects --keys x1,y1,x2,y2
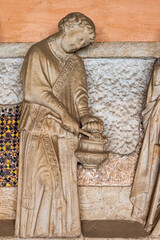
[
  {"x1": 82, "y1": 220, "x2": 149, "y2": 238},
  {"x1": 0, "y1": 43, "x2": 33, "y2": 58},
  {"x1": 0, "y1": 42, "x2": 159, "y2": 58},
  {"x1": 0, "y1": 187, "x2": 133, "y2": 220}
]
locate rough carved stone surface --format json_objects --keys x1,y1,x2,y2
[
  {"x1": 0, "y1": 58, "x2": 154, "y2": 152},
  {"x1": 84, "y1": 58, "x2": 155, "y2": 154},
  {"x1": 0, "y1": 105, "x2": 138, "y2": 187},
  {"x1": 0, "y1": 59, "x2": 23, "y2": 104},
  {"x1": 0, "y1": 57, "x2": 155, "y2": 186},
  {"x1": 78, "y1": 152, "x2": 137, "y2": 186}
]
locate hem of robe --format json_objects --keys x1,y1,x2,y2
[
  {"x1": 15, "y1": 132, "x2": 81, "y2": 238},
  {"x1": 130, "y1": 192, "x2": 148, "y2": 225},
  {"x1": 151, "y1": 219, "x2": 160, "y2": 237}
]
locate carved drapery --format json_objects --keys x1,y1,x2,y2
[{"x1": 130, "y1": 59, "x2": 160, "y2": 235}]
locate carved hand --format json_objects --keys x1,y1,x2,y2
[
  {"x1": 61, "y1": 111, "x2": 79, "y2": 134},
  {"x1": 80, "y1": 114, "x2": 104, "y2": 133}
]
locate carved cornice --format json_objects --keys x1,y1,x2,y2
[{"x1": 0, "y1": 42, "x2": 160, "y2": 58}]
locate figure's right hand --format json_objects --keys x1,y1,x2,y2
[{"x1": 61, "y1": 111, "x2": 79, "y2": 135}]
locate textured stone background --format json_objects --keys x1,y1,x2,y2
[
  {"x1": 77, "y1": 152, "x2": 138, "y2": 186},
  {"x1": 0, "y1": 57, "x2": 155, "y2": 186},
  {"x1": 0, "y1": 58, "x2": 155, "y2": 154},
  {"x1": 0, "y1": 59, "x2": 23, "y2": 104},
  {"x1": 84, "y1": 58, "x2": 155, "y2": 154}
]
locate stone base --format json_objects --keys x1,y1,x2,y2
[
  {"x1": 82, "y1": 220, "x2": 149, "y2": 238},
  {"x1": 0, "y1": 220, "x2": 15, "y2": 237},
  {"x1": 0, "y1": 220, "x2": 155, "y2": 240}
]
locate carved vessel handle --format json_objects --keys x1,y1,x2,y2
[{"x1": 79, "y1": 129, "x2": 93, "y2": 138}]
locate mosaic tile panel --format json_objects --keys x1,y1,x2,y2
[{"x1": 0, "y1": 105, "x2": 21, "y2": 186}]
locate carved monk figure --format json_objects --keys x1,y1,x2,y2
[
  {"x1": 130, "y1": 59, "x2": 160, "y2": 235},
  {"x1": 15, "y1": 12, "x2": 103, "y2": 238}
]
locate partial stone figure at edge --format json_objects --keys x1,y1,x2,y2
[
  {"x1": 15, "y1": 12, "x2": 104, "y2": 238},
  {"x1": 130, "y1": 58, "x2": 160, "y2": 237}
]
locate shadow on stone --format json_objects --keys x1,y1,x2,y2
[
  {"x1": 0, "y1": 220, "x2": 150, "y2": 238},
  {"x1": 0, "y1": 220, "x2": 15, "y2": 236},
  {"x1": 81, "y1": 220, "x2": 149, "y2": 238}
]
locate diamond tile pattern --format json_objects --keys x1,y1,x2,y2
[{"x1": 0, "y1": 105, "x2": 21, "y2": 186}]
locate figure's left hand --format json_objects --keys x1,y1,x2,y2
[{"x1": 80, "y1": 114, "x2": 104, "y2": 133}]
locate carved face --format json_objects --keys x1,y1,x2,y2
[{"x1": 61, "y1": 27, "x2": 91, "y2": 53}]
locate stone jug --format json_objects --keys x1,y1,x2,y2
[{"x1": 75, "y1": 130, "x2": 108, "y2": 169}]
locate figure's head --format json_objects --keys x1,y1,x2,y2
[{"x1": 58, "y1": 12, "x2": 96, "y2": 52}]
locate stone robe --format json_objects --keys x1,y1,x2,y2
[
  {"x1": 15, "y1": 36, "x2": 89, "y2": 238},
  {"x1": 130, "y1": 59, "x2": 160, "y2": 235}
]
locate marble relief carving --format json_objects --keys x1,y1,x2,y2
[
  {"x1": 0, "y1": 12, "x2": 159, "y2": 239},
  {"x1": 130, "y1": 59, "x2": 160, "y2": 236},
  {"x1": 0, "y1": 57, "x2": 155, "y2": 187},
  {"x1": 15, "y1": 13, "x2": 106, "y2": 238}
]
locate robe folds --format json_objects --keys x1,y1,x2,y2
[
  {"x1": 15, "y1": 36, "x2": 89, "y2": 238},
  {"x1": 130, "y1": 59, "x2": 160, "y2": 235}
]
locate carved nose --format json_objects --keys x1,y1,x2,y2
[{"x1": 76, "y1": 42, "x2": 83, "y2": 49}]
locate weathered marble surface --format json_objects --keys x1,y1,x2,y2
[
  {"x1": 0, "y1": 58, "x2": 154, "y2": 154},
  {"x1": 0, "y1": 186, "x2": 132, "y2": 221},
  {"x1": 0, "y1": 43, "x2": 33, "y2": 58},
  {"x1": 0, "y1": 188, "x2": 17, "y2": 220},
  {"x1": 0, "y1": 57, "x2": 155, "y2": 185},
  {"x1": 0, "y1": 58, "x2": 23, "y2": 104},
  {"x1": 79, "y1": 186, "x2": 132, "y2": 220},
  {"x1": 0, "y1": 42, "x2": 160, "y2": 58},
  {"x1": 78, "y1": 152, "x2": 137, "y2": 186},
  {"x1": 84, "y1": 58, "x2": 154, "y2": 154},
  {"x1": 79, "y1": 42, "x2": 160, "y2": 58}
]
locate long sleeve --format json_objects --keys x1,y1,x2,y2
[
  {"x1": 22, "y1": 45, "x2": 68, "y2": 119},
  {"x1": 74, "y1": 56, "x2": 89, "y2": 118}
]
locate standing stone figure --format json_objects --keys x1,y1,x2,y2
[
  {"x1": 130, "y1": 59, "x2": 160, "y2": 236},
  {"x1": 15, "y1": 12, "x2": 103, "y2": 238}
]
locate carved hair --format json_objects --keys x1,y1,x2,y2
[{"x1": 58, "y1": 12, "x2": 96, "y2": 42}]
